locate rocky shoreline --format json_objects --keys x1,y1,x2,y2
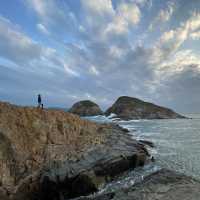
[
  {"x1": 0, "y1": 102, "x2": 149, "y2": 200},
  {"x1": 0, "y1": 101, "x2": 197, "y2": 200},
  {"x1": 75, "y1": 169, "x2": 200, "y2": 200}
]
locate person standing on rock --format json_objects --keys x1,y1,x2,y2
[{"x1": 37, "y1": 94, "x2": 42, "y2": 108}]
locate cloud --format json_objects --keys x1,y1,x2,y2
[
  {"x1": 89, "y1": 65, "x2": 100, "y2": 76},
  {"x1": 25, "y1": 0, "x2": 78, "y2": 37},
  {"x1": 149, "y1": 1, "x2": 175, "y2": 31},
  {"x1": 81, "y1": 0, "x2": 115, "y2": 16},
  {"x1": 36, "y1": 23, "x2": 50, "y2": 35},
  {"x1": 0, "y1": 16, "x2": 42, "y2": 64},
  {"x1": 117, "y1": 2, "x2": 141, "y2": 25},
  {"x1": 0, "y1": 15, "x2": 79, "y2": 78},
  {"x1": 1, "y1": 0, "x2": 200, "y2": 112}
]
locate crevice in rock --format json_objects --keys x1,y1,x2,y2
[{"x1": 39, "y1": 173, "x2": 98, "y2": 200}]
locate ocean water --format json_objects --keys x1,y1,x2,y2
[{"x1": 85, "y1": 114, "x2": 200, "y2": 181}]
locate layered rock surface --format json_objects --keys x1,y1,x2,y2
[
  {"x1": 105, "y1": 96, "x2": 185, "y2": 120},
  {"x1": 0, "y1": 102, "x2": 149, "y2": 200},
  {"x1": 69, "y1": 100, "x2": 103, "y2": 116},
  {"x1": 76, "y1": 169, "x2": 200, "y2": 200}
]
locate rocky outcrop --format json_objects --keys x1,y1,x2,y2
[
  {"x1": 0, "y1": 102, "x2": 149, "y2": 200},
  {"x1": 69, "y1": 100, "x2": 103, "y2": 116},
  {"x1": 105, "y1": 96, "x2": 185, "y2": 120},
  {"x1": 76, "y1": 169, "x2": 200, "y2": 200}
]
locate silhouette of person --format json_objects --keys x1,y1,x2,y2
[{"x1": 38, "y1": 94, "x2": 42, "y2": 108}]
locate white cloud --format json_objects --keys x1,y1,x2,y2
[
  {"x1": 81, "y1": 0, "x2": 115, "y2": 16},
  {"x1": 156, "y1": 11, "x2": 200, "y2": 59},
  {"x1": 117, "y1": 2, "x2": 141, "y2": 25},
  {"x1": 104, "y1": 16, "x2": 129, "y2": 35},
  {"x1": 149, "y1": 2, "x2": 175, "y2": 31},
  {"x1": 190, "y1": 31, "x2": 200, "y2": 40},
  {"x1": 129, "y1": 0, "x2": 152, "y2": 7},
  {"x1": 109, "y1": 45, "x2": 124, "y2": 58},
  {"x1": 103, "y1": 2, "x2": 141, "y2": 37},
  {"x1": 25, "y1": 0, "x2": 49, "y2": 20},
  {"x1": 0, "y1": 16, "x2": 78, "y2": 77},
  {"x1": 158, "y1": 2, "x2": 174, "y2": 22},
  {"x1": 187, "y1": 12, "x2": 200, "y2": 31},
  {"x1": 158, "y1": 50, "x2": 200, "y2": 75},
  {"x1": 89, "y1": 65, "x2": 100, "y2": 76},
  {"x1": 36, "y1": 23, "x2": 50, "y2": 35},
  {"x1": 0, "y1": 16, "x2": 42, "y2": 64},
  {"x1": 80, "y1": 0, "x2": 142, "y2": 41}
]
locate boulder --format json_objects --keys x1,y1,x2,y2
[
  {"x1": 105, "y1": 96, "x2": 185, "y2": 120},
  {"x1": 69, "y1": 100, "x2": 103, "y2": 116}
]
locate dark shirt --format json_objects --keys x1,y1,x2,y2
[{"x1": 38, "y1": 95, "x2": 41, "y2": 103}]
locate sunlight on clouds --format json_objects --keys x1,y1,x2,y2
[
  {"x1": 159, "y1": 50, "x2": 200, "y2": 73},
  {"x1": 190, "y1": 31, "x2": 200, "y2": 40},
  {"x1": 117, "y1": 2, "x2": 141, "y2": 25}
]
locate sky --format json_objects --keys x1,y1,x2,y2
[{"x1": 0, "y1": 0, "x2": 200, "y2": 113}]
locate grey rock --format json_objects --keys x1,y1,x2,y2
[
  {"x1": 81, "y1": 169, "x2": 200, "y2": 200},
  {"x1": 69, "y1": 100, "x2": 103, "y2": 116},
  {"x1": 105, "y1": 96, "x2": 185, "y2": 120}
]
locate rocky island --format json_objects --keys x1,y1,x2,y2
[
  {"x1": 105, "y1": 96, "x2": 185, "y2": 120},
  {"x1": 69, "y1": 100, "x2": 103, "y2": 116}
]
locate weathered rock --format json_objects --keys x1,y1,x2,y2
[
  {"x1": 69, "y1": 100, "x2": 103, "y2": 116},
  {"x1": 40, "y1": 124, "x2": 149, "y2": 199},
  {"x1": 0, "y1": 187, "x2": 10, "y2": 200},
  {"x1": 139, "y1": 140, "x2": 154, "y2": 148},
  {"x1": 105, "y1": 96, "x2": 185, "y2": 120},
  {"x1": 76, "y1": 169, "x2": 200, "y2": 200},
  {"x1": 0, "y1": 101, "x2": 149, "y2": 200}
]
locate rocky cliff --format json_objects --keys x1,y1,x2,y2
[
  {"x1": 0, "y1": 102, "x2": 149, "y2": 200},
  {"x1": 69, "y1": 100, "x2": 103, "y2": 116},
  {"x1": 105, "y1": 96, "x2": 185, "y2": 120}
]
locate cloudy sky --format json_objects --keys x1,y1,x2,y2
[{"x1": 0, "y1": 0, "x2": 200, "y2": 113}]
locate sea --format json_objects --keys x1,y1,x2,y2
[{"x1": 84, "y1": 114, "x2": 200, "y2": 193}]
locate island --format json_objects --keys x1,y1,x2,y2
[
  {"x1": 105, "y1": 96, "x2": 185, "y2": 120},
  {"x1": 69, "y1": 100, "x2": 103, "y2": 116}
]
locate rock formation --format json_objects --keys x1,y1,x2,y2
[
  {"x1": 105, "y1": 96, "x2": 185, "y2": 120},
  {"x1": 75, "y1": 169, "x2": 200, "y2": 200},
  {"x1": 0, "y1": 101, "x2": 149, "y2": 200},
  {"x1": 69, "y1": 100, "x2": 103, "y2": 116}
]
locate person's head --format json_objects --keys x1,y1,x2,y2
[{"x1": 38, "y1": 94, "x2": 41, "y2": 97}]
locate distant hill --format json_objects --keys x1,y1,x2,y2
[
  {"x1": 105, "y1": 96, "x2": 185, "y2": 120},
  {"x1": 69, "y1": 100, "x2": 103, "y2": 116}
]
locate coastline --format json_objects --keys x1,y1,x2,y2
[{"x1": 0, "y1": 102, "x2": 150, "y2": 200}]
